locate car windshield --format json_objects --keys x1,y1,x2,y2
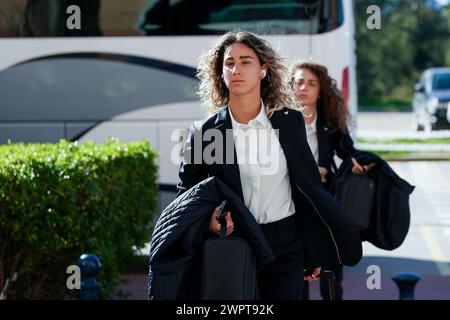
[{"x1": 432, "y1": 73, "x2": 450, "y2": 90}]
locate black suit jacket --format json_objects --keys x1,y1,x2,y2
[
  {"x1": 316, "y1": 116, "x2": 356, "y2": 190},
  {"x1": 177, "y1": 107, "x2": 362, "y2": 268}
]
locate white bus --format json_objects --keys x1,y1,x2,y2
[{"x1": 0, "y1": 0, "x2": 357, "y2": 206}]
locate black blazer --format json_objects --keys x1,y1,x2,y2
[
  {"x1": 177, "y1": 107, "x2": 362, "y2": 268},
  {"x1": 316, "y1": 116, "x2": 356, "y2": 190}
]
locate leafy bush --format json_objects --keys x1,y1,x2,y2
[{"x1": 0, "y1": 138, "x2": 158, "y2": 299}]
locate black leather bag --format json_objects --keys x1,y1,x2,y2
[
  {"x1": 201, "y1": 220, "x2": 257, "y2": 300},
  {"x1": 335, "y1": 173, "x2": 376, "y2": 231}
]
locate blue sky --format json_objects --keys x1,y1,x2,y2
[{"x1": 434, "y1": 0, "x2": 450, "y2": 6}]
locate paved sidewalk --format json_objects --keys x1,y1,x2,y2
[
  {"x1": 309, "y1": 273, "x2": 450, "y2": 300},
  {"x1": 114, "y1": 274, "x2": 148, "y2": 300},
  {"x1": 115, "y1": 258, "x2": 450, "y2": 300}
]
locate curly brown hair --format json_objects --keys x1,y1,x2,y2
[
  {"x1": 197, "y1": 31, "x2": 297, "y2": 117},
  {"x1": 290, "y1": 60, "x2": 351, "y2": 133}
]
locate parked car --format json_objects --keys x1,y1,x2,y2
[{"x1": 412, "y1": 67, "x2": 450, "y2": 131}]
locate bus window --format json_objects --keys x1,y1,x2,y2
[
  {"x1": 0, "y1": 0, "x2": 344, "y2": 37},
  {"x1": 0, "y1": 53, "x2": 197, "y2": 141},
  {"x1": 139, "y1": 0, "x2": 344, "y2": 35},
  {"x1": 0, "y1": 0, "x2": 149, "y2": 37}
]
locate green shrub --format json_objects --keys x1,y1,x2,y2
[{"x1": 0, "y1": 138, "x2": 158, "y2": 299}]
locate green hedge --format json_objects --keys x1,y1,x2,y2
[{"x1": 0, "y1": 138, "x2": 158, "y2": 299}]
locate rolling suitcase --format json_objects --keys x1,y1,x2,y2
[
  {"x1": 304, "y1": 268, "x2": 337, "y2": 300},
  {"x1": 320, "y1": 270, "x2": 336, "y2": 300},
  {"x1": 201, "y1": 201, "x2": 257, "y2": 300}
]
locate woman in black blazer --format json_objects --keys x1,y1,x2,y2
[
  {"x1": 290, "y1": 61, "x2": 375, "y2": 299},
  {"x1": 177, "y1": 32, "x2": 362, "y2": 300}
]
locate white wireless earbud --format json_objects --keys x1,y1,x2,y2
[{"x1": 261, "y1": 70, "x2": 267, "y2": 79}]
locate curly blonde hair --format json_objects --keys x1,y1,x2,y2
[
  {"x1": 290, "y1": 60, "x2": 351, "y2": 133},
  {"x1": 197, "y1": 31, "x2": 297, "y2": 117}
]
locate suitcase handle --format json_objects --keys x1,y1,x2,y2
[
  {"x1": 220, "y1": 220, "x2": 227, "y2": 238},
  {"x1": 321, "y1": 270, "x2": 336, "y2": 300}
]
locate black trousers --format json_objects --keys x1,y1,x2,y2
[{"x1": 257, "y1": 214, "x2": 304, "y2": 300}]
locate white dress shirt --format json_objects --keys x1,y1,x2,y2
[
  {"x1": 305, "y1": 114, "x2": 319, "y2": 165},
  {"x1": 229, "y1": 101, "x2": 296, "y2": 224}
]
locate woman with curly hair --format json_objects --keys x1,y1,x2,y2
[
  {"x1": 291, "y1": 61, "x2": 375, "y2": 300},
  {"x1": 177, "y1": 31, "x2": 362, "y2": 300}
]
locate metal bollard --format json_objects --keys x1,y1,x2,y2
[
  {"x1": 392, "y1": 272, "x2": 421, "y2": 300},
  {"x1": 77, "y1": 254, "x2": 101, "y2": 300}
]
